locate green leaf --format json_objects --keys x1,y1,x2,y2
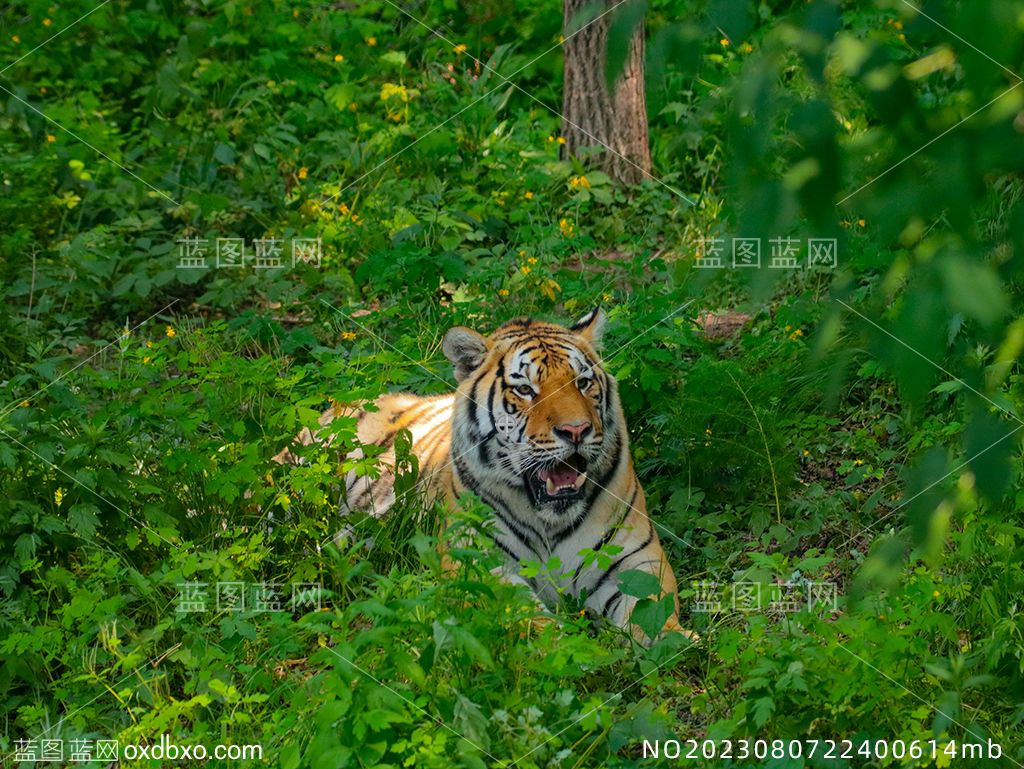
[
  {"x1": 617, "y1": 569, "x2": 661, "y2": 599},
  {"x1": 629, "y1": 594, "x2": 675, "y2": 639}
]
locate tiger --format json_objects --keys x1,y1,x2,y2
[{"x1": 274, "y1": 308, "x2": 692, "y2": 643}]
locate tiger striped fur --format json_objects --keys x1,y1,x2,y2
[{"x1": 274, "y1": 308, "x2": 689, "y2": 642}]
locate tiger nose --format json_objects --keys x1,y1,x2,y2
[{"x1": 553, "y1": 421, "x2": 592, "y2": 445}]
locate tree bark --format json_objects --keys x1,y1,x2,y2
[{"x1": 562, "y1": 0, "x2": 651, "y2": 185}]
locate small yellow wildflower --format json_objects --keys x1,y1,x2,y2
[
  {"x1": 366, "y1": 36, "x2": 377, "y2": 46},
  {"x1": 46, "y1": 134, "x2": 56, "y2": 142},
  {"x1": 705, "y1": 428, "x2": 713, "y2": 436},
  {"x1": 11, "y1": 35, "x2": 20, "y2": 43},
  {"x1": 42, "y1": 18, "x2": 52, "y2": 26},
  {"x1": 853, "y1": 459, "x2": 864, "y2": 466},
  {"x1": 146, "y1": 340, "x2": 154, "y2": 349},
  {"x1": 20, "y1": 400, "x2": 29, "y2": 408},
  {"x1": 526, "y1": 256, "x2": 537, "y2": 265},
  {"x1": 857, "y1": 218, "x2": 866, "y2": 227},
  {"x1": 602, "y1": 292, "x2": 611, "y2": 302},
  {"x1": 143, "y1": 356, "x2": 151, "y2": 364},
  {"x1": 557, "y1": 136, "x2": 566, "y2": 145},
  {"x1": 546, "y1": 135, "x2": 554, "y2": 143},
  {"x1": 339, "y1": 202, "x2": 350, "y2": 214},
  {"x1": 166, "y1": 326, "x2": 176, "y2": 338},
  {"x1": 520, "y1": 265, "x2": 531, "y2": 275},
  {"x1": 740, "y1": 42, "x2": 753, "y2": 53},
  {"x1": 898, "y1": 33, "x2": 905, "y2": 41},
  {"x1": 334, "y1": 53, "x2": 344, "y2": 62},
  {"x1": 803, "y1": 450, "x2": 810, "y2": 457},
  {"x1": 498, "y1": 288, "x2": 510, "y2": 297},
  {"x1": 720, "y1": 37, "x2": 729, "y2": 46},
  {"x1": 298, "y1": 166, "x2": 308, "y2": 180},
  {"x1": 559, "y1": 218, "x2": 575, "y2": 237},
  {"x1": 453, "y1": 43, "x2": 467, "y2": 54},
  {"x1": 518, "y1": 250, "x2": 526, "y2": 257},
  {"x1": 54, "y1": 488, "x2": 64, "y2": 507},
  {"x1": 569, "y1": 175, "x2": 590, "y2": 189},
  {"x1": 341, "y1": 331, "x2": 357, "y2": 341},
  {"x1": 933, "y1": 590, "x2": 940, "y2": 598},
  {"x1": 524, "y1": 191, "x2": 533, "y2": 200},
  {"x1": 785, "y1": 325, "x2": 792, "y2": 332},
  {"x1": 348, "y1": 101, "x2": 358, "y2": 111}
]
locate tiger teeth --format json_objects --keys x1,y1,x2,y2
[{"x1": 544, "y1": 472, "x2": 587, "y2": 495}]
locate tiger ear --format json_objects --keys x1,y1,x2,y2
[
  {"x1": 570, "y1": 307, "x2": 606, "y2": 349},
  {"x1": 443, "y1": 326, "x2": 490, "y2": 381}
]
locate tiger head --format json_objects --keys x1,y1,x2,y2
[{"x1": 442, "y1": 308, "x2": 626, "y2": 525}]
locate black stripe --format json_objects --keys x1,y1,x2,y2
[
  {"x1": 493, "y1": 536, "x2": 526, "y2": 564},
  {"x1": 453, "y1": 455, "x2": 543, "y2": 547},
  {"x1": 601, "y1": 592, "x2": 624, "y2": 619},
  {"x1": 588, "y1": 520, "x2": 655, "y2": 597},
  {"x1": 569, "y1": 483, "x2": 637, "y2": 587}
]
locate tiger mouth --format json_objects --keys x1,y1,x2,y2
[{"x1": 527, "y1": 453, "x2": 588, "y2": 502}]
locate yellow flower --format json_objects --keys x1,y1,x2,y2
[
  {"x1": 498, "y1": 288, "x2": 510, "y2": 297},
  {"x1": 298, "y1": 166, "x2": 308, "y2": 180},
  {"x1": 453, "y1": 43, "x2": 467, "y2": 54},
  {"x1": 46, "y1": 134, "x2": 56, "y2": 142},
  {"x1": 803, "y1": 449, "x2": 810, "y2": 456},
  {"x1": 146, "y1": 340, "x2": 154, "y2": 348},
  {"x1": 20, "y1": 400, "x2": 29, "y2": 408},
  {"x1": 705, "y1": 428, "x2": 712, "y2": 436},
  {"x1": 54, "y1": 488, "x2": 64, "y2": 507},
  {"x1": 569, "y1": 175, "x2": 590, "y2": 189},
  {"x1": 11, "y1": 35, "x2": 20, "y2": 43},
  {"x1": 348, "y1": 101, "x2": 358, "y2": 111},
  {"x1": 338, "y1": 202, "x2": 350, "y2": 214},
  {"x1": 341, "y1": 331, "x2": 357, "y2": 341},
  {"x1": 720, "y1": 37, "x2": 729, "y2": 46},
  {"x1": 520, "y1": 265, "x2": 531, "y2": 275},
  {"x1": 526, "y1": 256, "x2": 537, "y2": 265},
  {"x1": 740, "y1": 42, "x2": 753, "y2": 53},
  {"x1": 933, "y1": 590, "x2": 940, "y2": 598},
  {"x1": 518, "y1": 250, "x2": 526, "y2": 257},
  {"x1": 857, "y1": 218, "x2": 866, "y2": 227},
  {"x1": 366, "y1": 36, "x2": 377, "y2": 46},
  {"x1": 557, "y1": 136, "x2": 566, "y2": 145},
  {"x1": 559, "y1": 218, "x2": 575, "y2": 237},
  {"x1": 166, "y1": 326, "x2": 176, "y2": 338},
  {"x1": 853, "y1": 459, "x2": 864, "y2": 466},
  {"x1": 380, "y1": 82, "x2": 410, "y2": 102},
  {"x1": 524, "y1": 191, "x2": 533, "y2": 200},
  {"x1": 143, "y1": 356, "x2": 151, "y2": 364},
  {"x1": 602, "y1": 292, "x2": 611, "y2": 302},
  {"x1": 42, "y1": 18, "x2": 52, "y2": 26},
  {"x1": 334, "y1": 53, "x2": 344, "y2": 62},
  {"x1": 546, "y1": 135, "x2": 554, "y2": 143}
]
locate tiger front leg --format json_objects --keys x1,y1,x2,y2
[{"x1": 601, "y1": 547, "x2": 700, "y2": 646}]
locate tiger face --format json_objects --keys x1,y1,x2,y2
[{"x1": 442, "y1": 308, "x2": 624, "y2": 524}]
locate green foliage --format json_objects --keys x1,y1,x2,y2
[{"x1": 2, "y1": 0, "x2": 1024, "y2": 766}]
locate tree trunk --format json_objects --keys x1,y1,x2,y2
[{"x1": 562, "y1": 0, "x2": 651, "y2": 185}]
